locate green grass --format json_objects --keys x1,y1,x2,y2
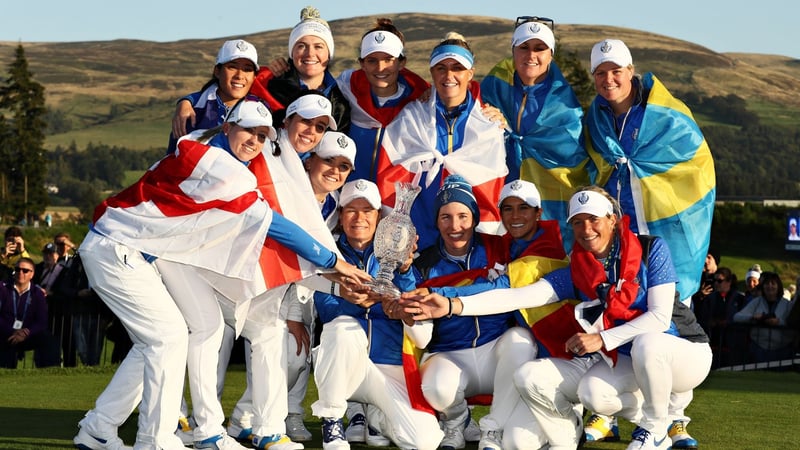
[{"x1": 0, "y1": 366, "x2": 798, "y2": 449}]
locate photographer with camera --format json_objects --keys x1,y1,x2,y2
[{"x1": 1, "y1": 226, "x2": 31, "y2": 282}]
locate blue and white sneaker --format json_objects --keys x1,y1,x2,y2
[
  {"x1": 73, "y1": 427, "x2": 132, "y2": 450},
  {"x1": 344, "y1": 413, "x2": 366, "y2": 443},
  {"x1": 195, "y1": 433, "x2": 247, "y2": 450},
  {"x1": 667, "y1": 420, "x2": 698, "y2": 449},
  {"x1": 322, "y1": 418, "x2": 350, "y2": 450},
  {"x1": 226, "y1": 421, "x2": 253, "y2": 443},
  {"x1": 626, "y1": 426, "x2": 668, "y2": 450}
]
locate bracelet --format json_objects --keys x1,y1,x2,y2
[{"x1": 447, "y1": 297, "x2": 453, "y2": 319}]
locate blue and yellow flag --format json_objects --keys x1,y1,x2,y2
[
  {"x1": 586, "y1": 73, "x2": 715, "y2": 301},
  {"x1": 481, "y1": 59, "x2": 593, "y2": 250}
]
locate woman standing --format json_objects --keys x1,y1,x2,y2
[
  {"x1": 250, "y1": 5, "x2": 350, "y2": 132},
  {"x1": 376, "y1": 32, "x2": 507, "y2": 249},
  {"x1": 480, "y1": 17, "x2": 589, "y2": 249},
  {"x1": 336, "y1": 18, "x2": 430, "y2": 182},
  {"x1": 584, "y1": 38, "x2": 715, "y2": 306}
]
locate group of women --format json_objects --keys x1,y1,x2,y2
[{"x1": 72, "y1": 6, "x2": 715, "y2": 450}]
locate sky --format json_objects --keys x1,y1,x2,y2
[{"x1": 2, "y1": 1, "x2": 798, "y2": 59}]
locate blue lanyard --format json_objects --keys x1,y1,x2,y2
[{"x1": 12, "y1": 288, "x2": 31, "y2": 321}]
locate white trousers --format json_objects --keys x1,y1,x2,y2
[
  {"x1": 312, "y1": 316, "x2": 443, "y2": 450},
  {"x1": 421, "y1": 327, "x2": 537, "y2": 432},
  {"x1": 577, "y1": 333, "x2": 712, "y2": 433},
  {"x1": 232, "y1": 319, "x2": 289, "y2": 436},
  {"x1": 156, "y1": 260, "x2": 227, "y2": 441},
  {"x1": 514, "y1": 353, "x2": 601, "y2": 450},
  {"x1": 78, "y1": 232, "x2": 189, "y2": 450}
]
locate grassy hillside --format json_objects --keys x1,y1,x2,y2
[{"x1": 1, "y1": 13, "x2": 799, "y2": 150}]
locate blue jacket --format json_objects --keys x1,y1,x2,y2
[
  {"x1": 413, "y1": 235, "x2": 516, "y2": 353},
  {"x1": 314, "y1": 234, "x2": 416, "y2": 365}
]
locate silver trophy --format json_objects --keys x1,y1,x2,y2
[{"x1": 368, "y1": 181, "x2": 421, "y2": 298}]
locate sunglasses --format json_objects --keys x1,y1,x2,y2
[
  {"x1": 15, "y1": 268, "x2": 33, "y2": 274},
  {"x1": 515, "y1": 16, "x2": 555, "y2": 31}
]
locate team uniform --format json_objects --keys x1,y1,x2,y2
[
  {"x1": 481, "y1": 59, "x2": 589, "y2": 250},
  {"x1": 312, "y1": 233, "x2": 443, "y2": 450},
  {"x1": 336, "y1": 67, "x2": 429, "y2": 182},
  {"x1": 375, "y1": 83, "x2": 507, "y2": 249},
  {"x1": 585, "y1": 73, "x2": 715, "y2": 304},
  {"x1": 456, "y1": 234, "x2": 711, "y2": 449},
  {"x1": 76, "y1": 133, "x2": 281, "y2": 450}
]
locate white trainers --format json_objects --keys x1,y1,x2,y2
[
  {"x1": 439, "y1": 417, "x2": 466, "y2": 450},
  {"x1": 463, "y1": 413, "x2": 481, "y2": 442},
  {"x1": 73, "y1": 427, "x2": 132, "y2": 450},
  {"x1": 478, "y1": 429, "x2": 502, "y2": 450},
  {"x1": 195, "y1": 433, "x2": 248, "y2": 450},
  {"x1": 285, "y1": 413, "x2": 313, "y2": 442},
  {"x1": 626, "y1": 427, "x2": 669, "y2": 450},
  {"x1": 366, "y1": 425, "x2": 391, "y2": 447},
  {"x1": 344, "y1": 413, "x2": 366, "y2": 443}
]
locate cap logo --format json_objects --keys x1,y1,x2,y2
[
  {"x1": 601, "y1": 41, "x2": 613, "y2": 54},
  {"x1": 510, "y1": 180, "x2": 523, "y2": 191},
  {"x1": 374, "y1": 32, "x2": 386, "y2": 44},
  {"x1": 355, "y1": 179, "x2": 368, "y2": 191},
  {"x1": 336, "y1": 134, "x2": 348, "y2": 148},
  {"x1": 318, "y1": 98, "x2": 330, "y2": 109},
  {"x1": 528, "y1": 23, "x2": 541, "y2": 33},
  {"x1": 440, "y1": 190, "x2": 452, "y2": 203},
  {"x1": 256, "y1": 103, "x2": 269, "y2": 118},
  {"x1": 236, "y1": 40, "x2": 249, "y2": 52},
  {"x1": 578, "y1": 192, "x2": 590, "y2": 205}
]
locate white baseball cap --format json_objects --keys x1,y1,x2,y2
[
  {"x1": 313, "y1": 132, "x2": 356, "y2": 167},
  {"x1": 590, "y1": 39, "x2": 633, "y2": 73},
  {"x1": 216, "y1": 39, "x2": 259, "y2": 70},
  {"x1": 360, "y1": 31, "x2": 404, "y2": 59},
  {"x1": 512, "y1": 22, "x2": 555, "y2": 53},
  {"x1": 567, "y1": 190, "x2": 614, "y2": 222},
  {"x1": 745, "y1": 270, "x2": 761, "y2": 281},
  {"x1": 340, "y1": 179, "x2": 381, "y2": 210},
  {"x1": 226, "y1": 100, "x2": 277, "y2": 141},
  {"x1": 499, "y1": 180, "x2": 542, "y2": 209},
  {"x1": 284, "y1": 94, "x2": 338, "y2": 131}
]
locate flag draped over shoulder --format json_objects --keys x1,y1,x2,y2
[
  {"x1": 250, "y1": 141, "x2": 339, "y2": 289},
  {"x1": 586, "y1": 73, "x2": 715, "y2": 301},
  {"x1": 482, "y1": 59, "x2": 592, "y2": 243},
  {"x1": 338, "y1": 68, "x2": 430, "y2": 128},
  {"x1": 503, "y1": 220, "x2": 575, "y2": 359},
  {"x1": 93, "y1": 138, "x2": 272, "y2": 294},
  {"x1": 375, "y1": 84, "x2": 507, "y2": 237}
]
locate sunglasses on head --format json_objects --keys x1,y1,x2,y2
[{"x1": 515, "y1": 16, "x2": 555, "y2": 31}]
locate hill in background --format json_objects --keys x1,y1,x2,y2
[{"x1": 1, "y1": 13, "x2": 799, "y2": 151}]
